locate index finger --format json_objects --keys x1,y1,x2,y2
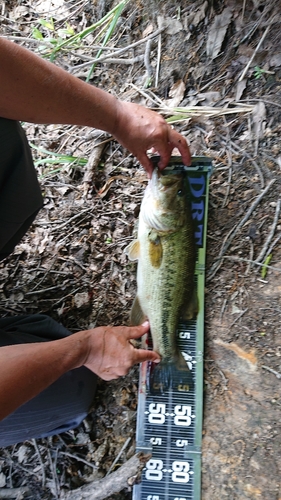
[
  {"x1": 158, "y1": 131, "x2": 191, "y2": 170},
  {"x1": 133, "y1": 347, "x2": 161, "y2": 364}
]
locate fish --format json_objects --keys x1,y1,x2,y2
[{"x1": 125, "y1": 167, "x2": 197, "y2": 394}]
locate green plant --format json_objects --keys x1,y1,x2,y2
[
  {"x1": 32, "y1": 0, "x2": 129, "y2": 73},
  {"x1": 253, "y1": 66, "x2": 266, "y2": 79},
  {"x1": 30, "y1": 143, "x2": 87, "y2": 178}
]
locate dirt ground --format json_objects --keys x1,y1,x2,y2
[{"x1": 0, "y1": 0, "x2": 281, "y2": 498}]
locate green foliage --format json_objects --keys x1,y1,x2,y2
[
  {"x1": 31, "y1": 0, "x2": 129, "y2": 70},
  {"x1": 261, "y1": 254, "x2": 272, "y2": 279},
  {"x1": 30, "y1": 143, "x2": 87, "y2": 178},
  {"x1": 254, "y1": 66, "x2": 266, "y2": 79}
]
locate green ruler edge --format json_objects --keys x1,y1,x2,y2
[{"x1": 133, "y1": 156, "x2": 212, "y2": 500}]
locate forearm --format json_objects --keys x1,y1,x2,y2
[
  {"x1": 0, "y1": 331, "x2": 87, "y2": 420},
  {"x1": 0, "y1": 322, "x2": 159, "y2": 421},
  {"x1": 0, "y1": 37, "x2": 119, "y2": 133}
]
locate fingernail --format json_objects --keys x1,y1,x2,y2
[
  {"x1": 153, "y1": 358, "x2": 161, "y2": 364},
  {"x1": 141, "y1": 320, "x2": 149, "y2": 328}
]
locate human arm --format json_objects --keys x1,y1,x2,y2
[
  {"x1": 0, "y1": 37, "x2": 190, "y2": 176},
  {"x1": 0, "y1": 321, "x2": 159, "y2": 421}
]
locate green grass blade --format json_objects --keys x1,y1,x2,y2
[{"x1": 86, "y1": 0, "x2": 128, "y2": 82}]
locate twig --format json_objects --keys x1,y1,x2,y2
[
  {"x1": 64, "y1": 452, "x2": 151, "y2": 500},
  {"x1": 265, "y1": 233, "x2": 281, "y2": 259},
  {"x1": 155, "y1": 23, "x2": 163, "y2": 87},
  {"x1": 239, "y1": 25, "x2": 270, "y2": 81},
  {"x1": 0, "y1": 488, "x2": 30, "y2": 499},
  {"x1": 217, "y1": 134, "x2": 264, "y2": 188},
  {"x1": 48, "y1": 447, "x2": 60, "y2": 499},
  {"x1": 262, "y1": 365, "x2": 281, "y2": 379},
  {"x1": 144, "y1": 39, "x2": 153, "y2": 84},
  {"x1": 59, "y1": 452, "x2": 98, "y2": 470},
  {"x1": 207, "y1": 179, "x2": 276, "y2": 279},
  {"x1": 255, "y1": 198, "x2": 281, "y2": 264},
  {"x1": 106, "y1": 437, "x2": 131, "y2": 476},
  {"x1": 129, "y1": 83, "x2": 163, "y2": 106},
  {"x1": 70, "y1": 27, "x2": 165, "y2": 72},
  {"x1": 245, "y1": 239, "x2": 254, "y2": 275},
  {"x1": 219, "y1": 255, "x2": 281, "y2": 273},
  {"x1": 229, "y1": 308, "x2": 248, "y2": 328},
  {"x1": 222, "y1": 136, "x2": 233, "y2": 208},
  {"x1": 32, "y1": 439, "x2": 46, "y2": 487},
  {"x1": 83, "y1": 142, "x2": 106, "y2": 197}
]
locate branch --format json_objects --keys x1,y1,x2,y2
[{"x1": 64, "y1": 452, "x2": 151, "y2": 500}]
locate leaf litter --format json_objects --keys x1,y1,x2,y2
[{"x1": 0, "y1": 0, "x2": 281, "y2": 499}]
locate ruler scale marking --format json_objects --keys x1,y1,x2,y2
[{"x1": 133, "y1": 157, "x2": 212, "y2": 500}]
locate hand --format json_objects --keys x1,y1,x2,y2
[
  {"x1": 80, "y1": 321, "x2": 160, "y2": 380},
  {"x1": 113, "y1": 101, "x2": 191, "y2": 177}
]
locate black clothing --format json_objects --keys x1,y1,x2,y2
[{"x1": 0, "y1": 119, "x2": 97, "y2": 446}]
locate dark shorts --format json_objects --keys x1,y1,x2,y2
[{"x1": 0, "y1": 119, "x2": 97, "y2": 446}]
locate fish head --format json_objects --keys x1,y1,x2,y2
[{"x1": 141, "y1": 168, "x2": 187, "y2": 231}]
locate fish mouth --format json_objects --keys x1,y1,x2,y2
[{"x1": 141, "y1": 169, "x2": 186, "y2": 231}]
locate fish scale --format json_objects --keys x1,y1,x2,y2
[{"x1": 132, "y1": 156, "x2": 212, "y2": 500}]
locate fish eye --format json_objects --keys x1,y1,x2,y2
[{"x1": 177, "y1": 189, "x2": 183, "y2": 196}]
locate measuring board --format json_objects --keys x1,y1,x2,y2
[{"x1": 133, "y1": 156, "x2": 212, "y2": 500}]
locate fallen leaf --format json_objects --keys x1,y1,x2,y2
[
  {"x1": 164, "y1": 80, "x2": 186, "y2": 107},
  {"x1": 188, "y1": 1, "x2": 208, "y2": 28},
  {"x1": 206, "y1": 7, "x2": 233, "y2": 60},
  {"x1": 157, "y1": 16, "x2": 183, "y2": 35},
  {"x1": 197, "y1": 91, "x2": 221, "y2": 105},
  {"x1": 252, "y1": 101, "x2": 266, "y2": 140},
  {"x1": 235, "y1": 79, "x2": 247, "y2": 101},
  {"x1": 143, "y1": 24, "x2": 154, "y2": 38}
]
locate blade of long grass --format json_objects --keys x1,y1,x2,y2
[
  {"x1": 49, "y1": 1, "x2": 127, "y2": 60},
  {"x1": 86, "y1": 0, "x2": 128, "y2": 82},
  {"x1": 30, "y1": 143, "x2": 87, "y2": 168}
]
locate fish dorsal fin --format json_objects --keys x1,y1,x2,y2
[
  {"x1": 148, "y1": 230, "x2": 163, "y2": 268},
  {"x1": 130, "y1": 296, "x2": 146, "y2": 326},
  {"x1": 124, "y1": 239, "x2": 140, "y2": 261}
]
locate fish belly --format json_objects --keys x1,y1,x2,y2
[{"x1": 137, "y1": 217, "x2": 195, "y2": 362}]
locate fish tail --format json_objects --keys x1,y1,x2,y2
[{"x1": 147, "y1": 354, "x2": 194, "y2": 395}]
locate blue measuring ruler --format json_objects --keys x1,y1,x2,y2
[{"x1": 133, "y1": 157, "x2": 212, "y2": 500}]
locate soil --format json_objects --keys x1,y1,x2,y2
[{"x1": 0, "y1": 0, "x2": 281, "y2": 499}]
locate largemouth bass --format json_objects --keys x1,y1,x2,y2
[{"x1": 125, "y1": 168, "x2": 197, "y2": 394}]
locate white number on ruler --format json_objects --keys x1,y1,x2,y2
[
  {"x1": 174, "y1": 405, "x2": 192, "y2": 426},
  {"x1": 176, "y1": 439, "x2": 188, "y2": 447},
  {"x1": 174, "y1": 498, "x2": 187, "y2": 500},
  {"x1": 145, "y1": 459, "x2": 163, "y2": 481},
  {"x1": 182, "y1": 352, "x2": 193, "y2": 370},
  {"x1": 150, "y1": 437, "x2": 162, "y2": 445},
  {"x1": 148, "y1": 403, "x2": 166, "y2": 424},
  {"x1": 178, "y1": 331, "x2": 190, "y2": 339},
  {"x1": 172, "y1": 461, "x2": 190, "y2": 483},
  {"x1": 147, "y1": 496, "x2": 160, "y2": 500}
]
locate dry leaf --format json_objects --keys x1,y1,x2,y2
[
  {"x1": 206, "y1": 7, "x2": 233, "y2": 60},
  {"x1": 189, "y1": 1, "x2": 208, "y2": 26},
  {"x1": 143, "y1": 24, "x2": 154, "y2": 38},
  {"x1": 98, "y1": 175, "x2": 127, "y2": 198},
  {"x1": 197, "y1": 91, "x2": 221, "y2": 105},
  {"x1": 252, "y1": 101, "x2": 266, "y2": 140},
  {"x1": 164, "y1": 80, "x2": 186, "y2": 108},
  {"x1": 157, "y1": 16, "x2": 183, "y2": 35},
  {"x1": 235, "y1": 79, "x2": 247, "y2": 101}
]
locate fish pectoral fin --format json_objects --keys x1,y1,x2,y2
[
  {"x1": 148, "y1": 230, "x2": 163, "y2": 268},
  {"x1": 182, "y1": 288, "x2": 199, "y2": 320},
  {"x1": 124, "y1": 239, "x2": 140, "y2": 261},
  {"x1": 130, "y1": 296, "x2": 146, "y2": 326}
]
